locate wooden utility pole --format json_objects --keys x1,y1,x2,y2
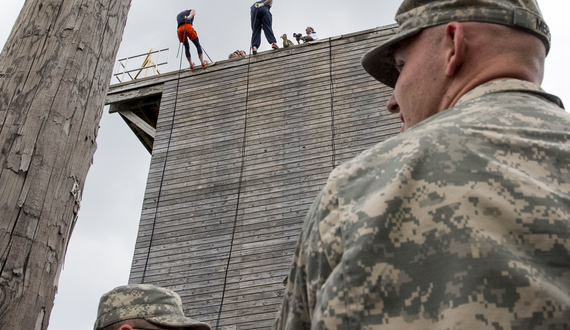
[{"x1": 0, "y1": 0, "x2": 131, "y2": 329}]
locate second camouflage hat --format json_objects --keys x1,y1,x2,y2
[
  {"x1": 94, "y1": 284, "x2": 211, "y2": 330},
  {"x1": 361, "y1": 0, "x2": 551, "y2": 88}
]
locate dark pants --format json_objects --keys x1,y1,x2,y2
[
  {"x1": 250, "y1": 5, "x2": 276, "y2": 48},
  {"x1": 183, "y1": 38, "x2": 202, "y2": 59}
]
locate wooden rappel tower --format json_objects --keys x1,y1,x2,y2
[{"x1": 105, "y1": 25, "x2": 399, "y2": 330}]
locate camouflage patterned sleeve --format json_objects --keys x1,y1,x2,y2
[
  {"x1": 274, "y1": 79, "x2": 570, "y2": 330},
  {"x1": 274, "y1": 170, "x2": 343, "y2": 330}
]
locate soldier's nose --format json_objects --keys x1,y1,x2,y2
[{"x1": 386, "y1": 94, "x2": 399, "y2": 114}]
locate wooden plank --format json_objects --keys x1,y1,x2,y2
[
  {"x1": 106, "y1": 83, "x2": 164, "y2": 106},
  {"x1": 118, "y1": 110, "x2": 157, "y2": 138},
  {"x1": 123, "y1": 25, "x2": 399, "y2": 329}
]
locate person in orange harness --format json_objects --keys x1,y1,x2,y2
[{"x1": 177, "y1": 9, "x2": 207, "y2": 70}]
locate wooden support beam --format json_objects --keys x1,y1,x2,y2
[
  {"x1": 106, "y1": 83, "x2": 164, "y2": 106},
  {"x1": 118, "y1": 110, "x2": 156, "y2": 138}
]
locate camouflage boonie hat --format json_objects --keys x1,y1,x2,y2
[
  {"x1": 361, "y1": 0, "x2": 551, "y2": 88},
  {"x1": 94, "y1": 284, "x2": 210, "y2": 330}
]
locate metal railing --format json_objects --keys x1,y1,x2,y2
[{"x1": 113, "y1": 48, "x2": 169, "y2": 83}]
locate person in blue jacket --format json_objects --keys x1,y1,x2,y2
[{"x1": 250, "y1": 0, "x2": 278, "y2": 54}]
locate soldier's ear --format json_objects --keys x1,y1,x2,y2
[{"x1": 443, "y1": 22, "x2": 466, "y2": 77}]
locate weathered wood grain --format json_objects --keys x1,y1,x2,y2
[
  {"x1": 106, "y1": 83, "x2": 164, "y2": 107},
  {"x1": 0, "y1": 0, "x2": 131, "y2": 329},
  {"x1": 113, "y1": 26, "x2": 399, "y2": 329},
  {"x1": 118, "y1": 109, "x2": 157, "y2": 138}
]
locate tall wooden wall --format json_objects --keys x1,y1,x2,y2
[{"x1": 127, "y1": 25, "x2": 399, "y2": 329}]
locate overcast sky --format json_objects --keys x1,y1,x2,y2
[{"x1": 1, "y1": 1, "x2": 569, "y2": 330}]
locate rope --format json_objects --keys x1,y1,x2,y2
[
  {"x1": 201, "y1": 45, "x2": 214, "y2": 63},
  {"x1": 328, "y1": 37, "x2": 337, "y2": 169},
  {"x1": 141, "y1": 27, "x2": 188, "y2": 283},
  {"x1": 214, "y1": 12, "x2": 258, "y2": 329}
]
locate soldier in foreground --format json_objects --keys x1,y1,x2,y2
[
  {"x1": 274, "y1": 0, "x2": 570, "y2": 329},
  {"x1": 94, "y1": 284, "x2": 210, "y2": 330}
]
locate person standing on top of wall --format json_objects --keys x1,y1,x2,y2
[
  {"x1": 297, "y1": 26, "x2": 319, "y2": 43},
  {"x1": 250, "y1": 0, "x2": 279, "y2": 54},
  {"x1": 177, "y1": 9, "x2": 207, "y2": 70}
]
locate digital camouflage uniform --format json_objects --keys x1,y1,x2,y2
[
  {"x1": 94, "y1": 284, "x2": 210, "y2": 330},
  {"x1": 274, "y1": 78, "x2": 570, "y2": 330},
  {"x1": 275, "y1": 0, "x2": 568, "y2": 328}
]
